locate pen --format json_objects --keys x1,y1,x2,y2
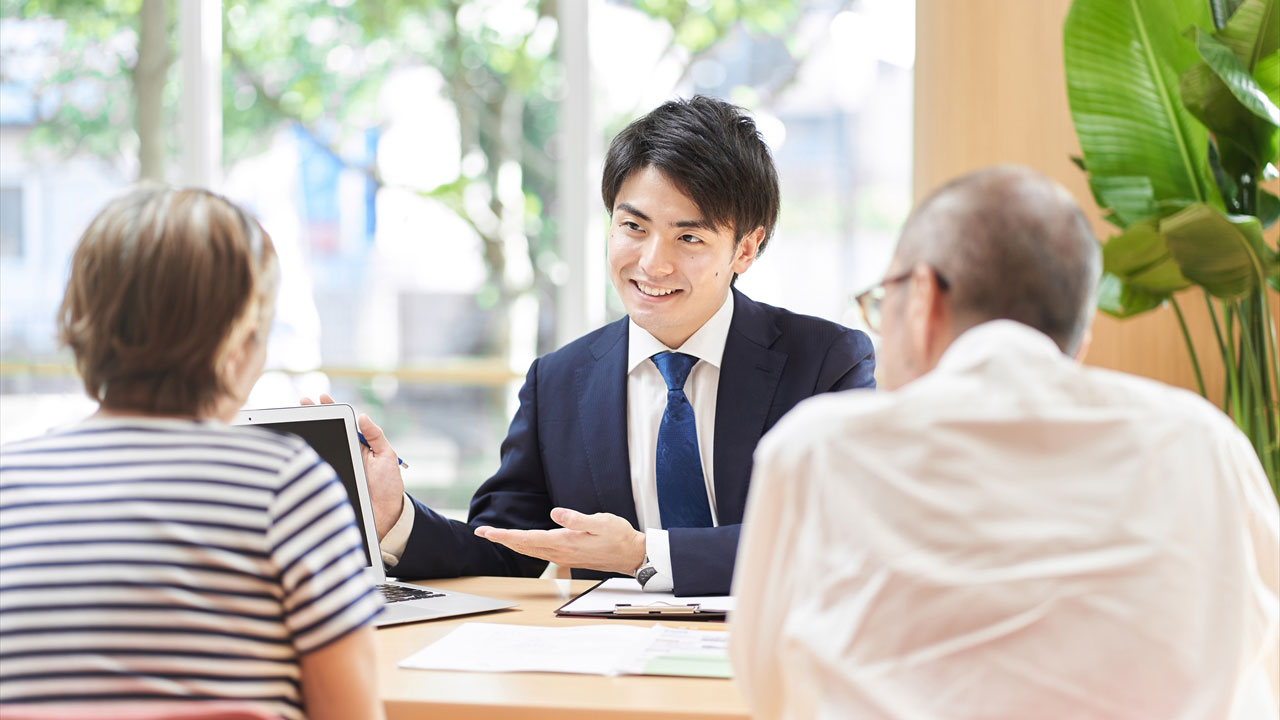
[{"x1": 358, "y1": 431, "x2": 410, "y2": 470}]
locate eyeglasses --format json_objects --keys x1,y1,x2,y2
[{"x1": 854, "y1": 266, "x2": 949, "y2": 334}]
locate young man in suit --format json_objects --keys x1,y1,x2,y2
[{"x1": 349, "y1": 96, "x2": 875, "y2": 596}]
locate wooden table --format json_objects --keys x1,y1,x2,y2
[{"x1": 376, "y1": 576, "x2": 748, "y2": 720}]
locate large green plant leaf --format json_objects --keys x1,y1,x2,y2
[
  {"x1": 1065, "y1": 0, "x2": 1223, "y2": 209},
  {"x1": 1187, "y1": 27, "x2": 1280, "y2": 126},
  {"x1": 1103, "y1": 219, "x2": 1194, "y2": 292},
  {"x1": 1181, "y1": 58, "x2": 1280, "y2": 170},
  {"x1": 1096, "y1": 218, "x2": 1193, "y2": 318},
  {"x1": 1161, "y1": 203, "x2": 1271, "y2": 297},
  {"x1": 1097, "y1": 272, "x2": 1167, "y2": 317},
  {"x1": 1089, "y1": 176, "x2": 1157, "y2": 227},
  {"x1": 1256, "y1": 52, "x2": 1280, "y2": 105},
  {"x1": 1210, "y1": 0, "x2": 1247, "y2": 28},
  {"x1": 1216, "y1": 0, "x2": 1278, "y2": 71},
  {"x1": 1260, "y1": 189, "x2": 1280, "y2": 227},
  {"x1": 1189, "y1": 0, "x2": 1280, "y2": 192}
]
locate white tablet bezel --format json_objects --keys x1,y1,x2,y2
[{"x1": 233, "y1": 403, "x2": 385, "y2": 582}]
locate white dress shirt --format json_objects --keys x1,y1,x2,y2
[
  {"x1": 380, "y1": 292, "x2": 735, "y2": 590},
  {"x1": 625, "y1": 290, "x2": 733, "y2": 590},
  {"x1": 732, "y1": 320, "x2": 1280, "y2": 720}
]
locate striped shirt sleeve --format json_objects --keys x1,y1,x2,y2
[{"x1": 266, "y1": 446, "x2": 382, "y2": 654}]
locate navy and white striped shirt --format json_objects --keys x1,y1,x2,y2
[{"x1": 0, "y1": 417, "x2": 383, "y2": 719}]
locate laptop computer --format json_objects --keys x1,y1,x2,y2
[{"x1": 234, "y1": 403, "x2": 517, "y2": 626}]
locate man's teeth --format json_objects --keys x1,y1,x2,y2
[{"x1": 637, "y1": 283, "x2": 677, "y2": 297}]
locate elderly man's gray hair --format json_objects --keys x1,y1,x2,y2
[{"x1": 895, "y1": 165, "x2": 1101, "y2": 355}]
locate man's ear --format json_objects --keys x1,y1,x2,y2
[
  {"x1": 731, "y1": 227, "x2": 763, "y2": 275},
  {"x1": 906, "y1": 263, "x2": 949, "y2": 372}
]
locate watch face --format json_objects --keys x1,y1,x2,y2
[{"x1": 637, "y1": 565, "x2": 658, "y2": 588}]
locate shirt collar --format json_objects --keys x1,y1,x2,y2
[
  {"x1": 934, "y1": 320, "x2": 1066, "y2": 374},
  {"x1": 627, "y1": 291, "x2": 735, "y2": 374}
]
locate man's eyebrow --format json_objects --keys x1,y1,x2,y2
[
  {"x1": 615, "y1": 202, "x2": 716, "y2": 231},
  {"x1": 615, "y1": 203, "x2": 651, "y2": 222},
  {"x1": 673, "y1": 217, "x2": 716, "y2": 231}
]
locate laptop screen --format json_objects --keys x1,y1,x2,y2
[{"x1": 252, "y1": 419, "x2": 372, "y2": 566}]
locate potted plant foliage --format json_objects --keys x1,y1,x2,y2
[{"x1": 1064, "y1": 0, "x2": 1279, "y2": 493}]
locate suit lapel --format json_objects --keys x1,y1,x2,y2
[
  {"x1": 575, "y1": 318, "x2": 639, "y2": 528},
  {"x1": 713, "y1": 289, "x2": 786, "y2": 525}
]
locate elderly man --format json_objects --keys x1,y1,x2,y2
[{"x1": 731, "y1": 165, "x2": 1279, "y2": 719}]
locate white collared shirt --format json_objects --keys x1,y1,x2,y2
[
  {"x1": 732, "y1": 320, "x2": 1280, "y2": 720},
  {"x1": 625, "y1": 290, "x2": 734, "y2": 589},
  {"x1": 379, "y1": 292, "x2": 736, "y2": 589}
]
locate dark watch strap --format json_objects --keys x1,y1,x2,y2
[{"x1": 636, "y1": 556, "x2": 658, "y2": 588}]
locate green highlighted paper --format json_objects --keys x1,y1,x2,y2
[{"x1": 641, "y1": 653, "x2": 733, "y2": 679}]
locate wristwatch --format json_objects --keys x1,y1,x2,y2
[{"x1": 636, "y1": 555, "x2": 659, "y2": 588}]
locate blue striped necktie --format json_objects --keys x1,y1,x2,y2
[{"x1": 652, "y1": 351, "x2": 713, "y2": 529}]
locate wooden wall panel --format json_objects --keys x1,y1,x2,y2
[{"x1": 912, "y1": 0, "x2": 1280, "y2": 396}]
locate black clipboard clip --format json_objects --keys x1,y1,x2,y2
[{"x1": 613, "y1": 602, "x2": 701, "y2": 616}]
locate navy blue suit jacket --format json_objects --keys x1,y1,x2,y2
[{"x1": 389, "y1": 289, "x2": 875, "y2": 595}]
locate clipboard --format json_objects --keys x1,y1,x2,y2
[{"x1": 555, "y1": 578, "x2": 734, "y2": 620}]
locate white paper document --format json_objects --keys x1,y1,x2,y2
[
  {"x1": 556, "y1": 577, "x2": 736, "y2": 615},
  {"x1": 398, "y1": 622, "x2": 732, "y2": 678}
]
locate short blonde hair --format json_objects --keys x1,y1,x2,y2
[{"x1": 58, "y1": 186, "x2": 278, "y2": 415}]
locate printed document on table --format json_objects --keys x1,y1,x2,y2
[
  {"x1": 620, "y1": 625, "x2": 732, "y2": 678},
  {"x1": 398, "y1": 622, "x2": 732, "y2": 678}
]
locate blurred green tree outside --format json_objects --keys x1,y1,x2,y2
[{"x1": 1, "y1": 0, "x2": 800, "y2": 357}]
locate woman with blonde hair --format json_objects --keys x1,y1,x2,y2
[{"x1": 0, "y1": 187, "x2": 384, "y2": 720}]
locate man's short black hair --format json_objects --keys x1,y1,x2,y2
[{"x1": 601, "y1": 95, "x2": 780, "y2": 253}]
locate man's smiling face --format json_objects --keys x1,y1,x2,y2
[{"x1": 608, "y1": 166, "x2": 760, "y2": 349}]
